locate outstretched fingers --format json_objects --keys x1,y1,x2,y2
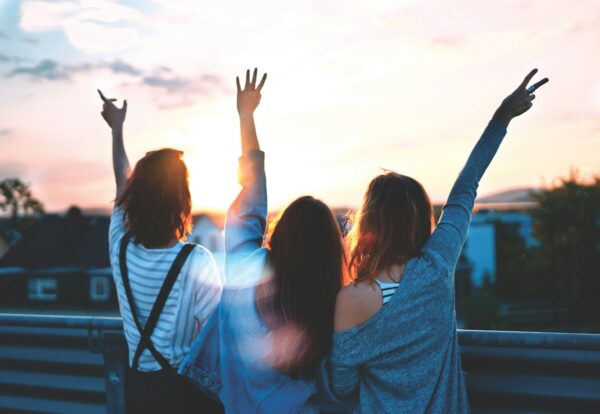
[
  {"x1": 98, "y1": 89, "x2": 117, "y2": 105},
  {"x1": 97, "y1": 89, "x2": 108, "y2": 103},
  {"x1": 520, "y1": 68, "x2": 538, "y2": 89},
  {"x1": 251, "y1": 68, "x2": 257, "y2": 88},
  {"x1": 257, "y1": 73, "x2": 267, "y2": 91},
  {"x1": 528, "y1": 77, "x2": 549, "y2": 94},
  {"x1": 240, "y1": 68, "x2": 266, "y2": 91}
]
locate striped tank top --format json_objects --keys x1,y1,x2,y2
[{"x1": 375, "y1": 279, "x2": 400, "y2": 305}]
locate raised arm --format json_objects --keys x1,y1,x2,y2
[
  {"x1": 98, "y1": 89, "x2": 131, "y2": 198},
  {"x1": 237, "y1": 68, "x2": 267, "y2": 153},
  {"x1": 423, "y1": 69, "x2": 549, "y2": 269},
  {"x1": 225, "y1": 69, "x2": 269, "y2": 263}
]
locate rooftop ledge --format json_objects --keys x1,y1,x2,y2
[{"x1": 1, "y1": 313, "x2": 599, "y2": 414}]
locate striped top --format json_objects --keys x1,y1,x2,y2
[
  {"x1": 109, "y1": 207, "x2": 223, "y2": 372},
  {"x1": 374, "y1": 279, "x2": 400, "y2": 305}
]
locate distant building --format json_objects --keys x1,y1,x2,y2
[
  {"x1": 464, "y1": 220, "x2": 496, "y2": 288},
  {"x1": 188, "y1": 214, "x2": 225, "y2": 274},
  {"x1": 0, "y1": 207, "x2": 116, "y2": 310},
  {"x1": 189, "y1": 214, "x2": 224, "y2": 253},
  {"x1": 464, "y1": 208, "x2": 539, "y2": 288}
]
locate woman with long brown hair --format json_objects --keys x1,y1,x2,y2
[
  {"x1": 180, "y1": 69, "x2": 345, "y2": 412},
  {"x1": 99, "y1": 91, "x2": 224, "y2": 413},
  {"x1": 330, "y1": 69, "x2": 549, "y2": 413}
]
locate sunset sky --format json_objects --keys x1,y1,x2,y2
[{"x1": 1, "y1": 0, "x2": 599, "y2": 213}]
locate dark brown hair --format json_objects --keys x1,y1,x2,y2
[
  {"x1": 347, "y1": 172, "x2": 434, "y2": 283},
  {"x1": 257, "y1": 196, "x2": 345, "y2": 379},
  {"x1": 116, "y1": 148, "x2": 192, "y2": 248}
]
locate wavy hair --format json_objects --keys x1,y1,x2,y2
[
  {"x1": 347, "y1": 171, "x2": 433, "y2": 283},
  {"x1": 116, "y1": 148, "x2": 192, "y2": 248}
]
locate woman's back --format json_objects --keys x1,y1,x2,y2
[
  {"x1": 180, "y1": 154, "x2": 324, "y2": 413},
  {"x1": 331, "y1": 252, "x2": 468, "y2": 413},
  {"x1": 331, "y1": 67, "x2": 548, "y2": 412},
  {"x1": 109, "y1": 207, "x2": 223, "y2": 371},
  {"x1": 331, "y1": 119, "x2": 509, "y2": 413},
  {"x1": 182, "y1": 69, "x2": 343, "y2": 412}
]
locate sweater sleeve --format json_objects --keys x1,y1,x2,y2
[
  {"x1": 422, "y1": 120, "x2": 507, "y2": 270},
  {"x1": 224, "y1": 150, "x2": 267, "y2": 276},
  {"x1": 328, "y1": 356, "x2": 360, "y2": 400}
]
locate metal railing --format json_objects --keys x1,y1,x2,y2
[{"x1": 1, "y1": 313, "x2": 600, "y2": 413}]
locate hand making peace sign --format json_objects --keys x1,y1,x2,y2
[{"x1": 493, "y1": 68, "x2": 549, "y2": 126}]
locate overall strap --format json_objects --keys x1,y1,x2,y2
[
  {"x1": 131, "y1": 242, "x2": 195, "y2": 370},
  {"x1": 119, "y1": 234, "x2": 195, "y2": 371}
]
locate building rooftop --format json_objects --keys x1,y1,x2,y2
[{"x1": 0, "y1": 208, "x2": 110, "y2": 270}]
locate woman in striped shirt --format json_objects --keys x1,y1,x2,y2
[{"x1": 98, "y1": 90, "x2": 224, "y2": 413}]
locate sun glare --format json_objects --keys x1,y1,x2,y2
[{"x1": 181, "y1": 111, "x2": 241, "y2": 213}]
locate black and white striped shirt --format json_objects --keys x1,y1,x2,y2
[
  {"x1": 109, "y1": 207, "x2": 223, "y2": 371},
  {"x1": 375, "y1": 279, "x2": 400, "y2": 305}
]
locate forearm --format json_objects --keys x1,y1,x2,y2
[
  {"x1": 423, "y1": 119, "x2": 507, "y2": 267},
  {"x1": 448, "y1": 119, "x2": 507, "y2": 205},
  {"x1": 239, "y1": 114, "x2": 260, "y2": 153},
  {"x1": 111, "y1": 125, "x2": 131, "y2": 195},
  {"x1": 225, "y1": 151, "x2": 267, "y2": 257},
  {"x1": 329, "y1": 361, "x2": 360, "y2": 400}
]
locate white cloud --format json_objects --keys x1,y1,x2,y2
[{"x1": 20, "y1": 0, "x2": 142, "y2": 54}]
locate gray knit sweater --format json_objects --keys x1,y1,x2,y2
[{"x1": 329, "y1": 120, "x2": 508, "y2": 413}]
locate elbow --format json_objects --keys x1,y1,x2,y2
[
  {"x1": 329, "y1": 368, "x2": 359, "y2": 400},
  {"x1": 331, "y1": 382, "x2": 357, "y2": 401}
]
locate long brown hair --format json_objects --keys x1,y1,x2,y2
[
  {"x1": 347, "y1": 172, "x2": 433, "y2": 283},
  {"x1": 116, "y1": 148, "x2": 192, "y2": 248},
  {"x1": 258, "y1": 196, "x2": 345, "y2": 379}
]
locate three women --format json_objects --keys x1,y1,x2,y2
[{"x1": 103, "y1": 67, "x2": 547, "y2": 413}]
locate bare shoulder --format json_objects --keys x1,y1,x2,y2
[{"x1": 334, "y1": 281, "x2": 382, "y2": 333}]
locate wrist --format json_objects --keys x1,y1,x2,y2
[
  {"x1": 112, "y1": 124, "x2": 124, "y2": 133},
  {"x1": 491, "y1": 112, "x2": 511, "y2": 128},
  {"x1": 238, "y1": 112, "x2": 255, "y2": 121}
]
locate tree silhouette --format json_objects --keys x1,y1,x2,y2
[
  {"x1": 531, "y1": 170, "x2": 600, "y2": 326},
  {"x1": 0, "y1": 178, "x2": 44, "y2": 234}
]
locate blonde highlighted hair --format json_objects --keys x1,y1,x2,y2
[{"x1": 347, "y1": 171, "x2": 434, "y2": 283}]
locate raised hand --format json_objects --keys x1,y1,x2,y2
[
  {"x1": 98, "y1": 89, "x2": 127, "y2": 129},
  {"x1": 492, "y1": 69, "x2": 549, "y2": 126},
  {"x1": 236, "y1": 68, "x2": 267, "y2": 118}
]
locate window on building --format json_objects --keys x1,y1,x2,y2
[
  {"x1": 28, "y1": 278, "x2": 58, "y2": 301},
  {"x1": 90, "y1": 276, "x2": 110, "y2": 302}
]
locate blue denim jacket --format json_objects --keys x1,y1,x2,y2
[{"x1": 180, "y1": 151, "x2": 327, "y2": 413}]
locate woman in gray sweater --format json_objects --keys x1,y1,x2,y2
[{"x1": 331, "y1": 69, "x2": 548, "y2": 413}]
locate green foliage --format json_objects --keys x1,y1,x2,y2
[
  {"x1": 458, "y1": 286, "x2": 503, "y2": 330},
  {"x1": 530, "y1": 171, "x2": 600, "y2": 325},
  {"x1": 0, "y1": 178, "x2": 44, "y2": 237},
  {"x1": 494, "y1": 221, "x2": 529, "y2": 298},
  {"x1": 463, "y1": 170, "x2": 600, "y2": 331}
]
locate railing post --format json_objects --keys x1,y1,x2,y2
[{"x1": 97, "y1": 331, "x2": 128, "y2": 414}]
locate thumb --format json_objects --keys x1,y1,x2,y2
[{"x1": 122, "y1": 99, "x2": 128, "y2": 113}]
